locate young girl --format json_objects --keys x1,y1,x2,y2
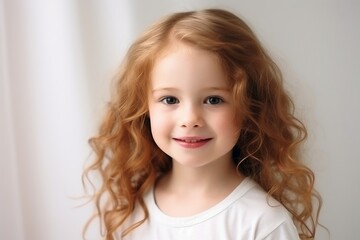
[{"x1": 84, "y1": 8, "x2": 321, "y2": 240}]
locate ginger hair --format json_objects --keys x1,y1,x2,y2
[{"x1": 83, "y1": 9, "x2": 322, "y2": 240}]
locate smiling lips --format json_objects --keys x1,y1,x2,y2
[{"x1": 173, "y1": 137, "x2": 212, "y2": 148}]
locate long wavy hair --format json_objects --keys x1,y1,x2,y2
[{"x1": 83, "y1": 8, "x2": 322, "y2": 240}]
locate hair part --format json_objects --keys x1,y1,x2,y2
[{"x1": 83, "y1": 8, "x2": 322, "y2": 240}]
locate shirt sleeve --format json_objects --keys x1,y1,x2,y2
[{"x1": 262, "y1": 219, "x2": 300, "y2": 240}]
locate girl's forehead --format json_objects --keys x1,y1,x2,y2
[
  {"x1": 149, "y1": 41, "x2": 229, "y2": 91},
  {"x1": 153, "y1": 40, "x2": 222, "y2": 72}
]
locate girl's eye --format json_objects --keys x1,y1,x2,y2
[
  {"x1": 205, "y1": 96, "x2": 224, "y2": 105},
  {"x1": 161, "y1": 96, "x2": 179, "y2": 105}
]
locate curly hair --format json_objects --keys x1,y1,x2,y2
[{"x1": 83, "y1": 8, "x2": 322, "y2": 240}]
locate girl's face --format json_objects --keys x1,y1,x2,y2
[{"x1": 148, "y1": 42, "x2": 241, "y2": 169}]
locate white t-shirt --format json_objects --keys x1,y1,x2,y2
[{"x1": 117, "y1": 177, "x2": 300, "y2": 240}]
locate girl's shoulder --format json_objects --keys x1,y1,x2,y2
[
  {"x1": 212, "y1": 177, "x2": 294, "y2": 224},
  {"x1": 232, "y1": 178, "x2": 291, "y2": 218},
  {"x1": 227, "y1": 178, "x2": 299, "y2": 239}
]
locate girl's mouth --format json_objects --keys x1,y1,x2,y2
[{"x1": 173, "y1": 137, "x2": 212, "y2": 148}]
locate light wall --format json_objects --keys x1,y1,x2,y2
[{"x1": 1, "y1": 1, "x2": 359, "y2": 239}]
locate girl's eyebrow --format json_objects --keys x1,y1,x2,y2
[
  {"x1": 152, "y1": 87, "x2": 230, "y2": 93},
  {"x1": 151, "y1": 87, "x2": 178, "y2": 93}
]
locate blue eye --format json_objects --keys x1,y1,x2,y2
[
  {"x1": 161, "y1": 96, "x2": 179, "y2": 104},
  {"x1": 205, "y1": 96, "x2": 223, "y2": 105}
]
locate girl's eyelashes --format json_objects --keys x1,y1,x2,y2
[
  {"x1": 204, "y1": 96, "x2": 224, "y2": 105},
  {"x1": 160, "y1": 96, "x2": 179, "y2": 104},
  {"x1": 159, "y1": 96, "x2": 225, "y2": 105}
]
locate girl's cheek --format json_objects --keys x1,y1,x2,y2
[{"x1": 149, "y1": 110, "x2": 170, "y2": 130}]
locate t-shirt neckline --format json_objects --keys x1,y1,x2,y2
[{"x1": 146, "y1": 177, "x2": 255, "y2": 227}]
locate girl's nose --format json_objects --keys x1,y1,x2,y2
[{"x1": 179, "y1": 105, "x2": 204, "y2": 128}]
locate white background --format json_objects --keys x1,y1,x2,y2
[{"x1": 1, "y1": 0, "x2": 359, "y2": 239}]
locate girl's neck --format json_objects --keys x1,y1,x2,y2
[
  {"x1": 168, "y1": 161, "x2": 242, "y2": 192},
  {"x1": 154, "y1": 158, "x2": 245, "y2": 217}
]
